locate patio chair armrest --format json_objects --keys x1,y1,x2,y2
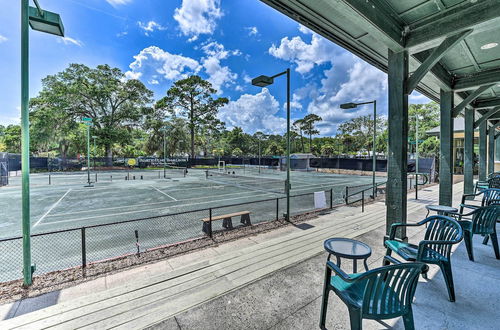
[
  {"x1": 461, "y1": 192, "x2": 482, "y2": 204},
  {"x1": 388, "y1": 222, "x2": 422, "y2": 240},
  {"x1": 326, "y1": 261, "x2": 353, "y2": 282},
  {"x1": 417, "y1": 238, "x2": 463, "y2": 258},
  {"x1": 460, "y1": 204, "x2": 480, "y2": 210}
]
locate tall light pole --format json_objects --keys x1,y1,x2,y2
[
  {"x1": 252, "y1": 69, "x2": 291, "y2": 220},
  {"x1": 20, "y1": 0, "x2": 64, "y2": 286},
  {"x1": 415, "y1": 115, "x2": 419, "y2": 175},
  {"x1": 160, "y1": 127, "x2": 167, "y2": 178},
  {"x1": 82, "y1": 118, "x2": 93, "y2": 187},
  {"x1": 340, "y1": 100, "x2": 377, "y2": 198},
  {"x1": 92, "y1": 136, "x2": 97, "y2": 170}
]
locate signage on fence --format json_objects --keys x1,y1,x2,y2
[
  {"x1": 314, "y1": 191, "x2": 327, "y2": 209},
  {"x1": 127, "y1": 158, "x2": 137, "y2": 166}
]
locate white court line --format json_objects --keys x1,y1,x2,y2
[
  {"x1": 33, "y1": 188, "x2": 72, "y2": 227},
  {"x1": 150, "y1": 186, "x2": 178, "y2": 201},
  {"x1": 38, "y1": 191, "x2": 276, "y2": 226},
  {"x1": 44, "y1": 189, "x2": 268, "y2": 218}
]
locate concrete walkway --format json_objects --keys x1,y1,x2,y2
[{"x1": 1, "y1": 183, "x2": 499, "y2": 329}]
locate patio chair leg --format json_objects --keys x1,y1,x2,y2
[
  {"x1": 439, "y1": 262, "x2": 456, "y2": 302},
  {"x1": 463, "y1": 232, "x2": 474, "y2": 262},
  {"x1": 347, "y1": 307, "x2": 362, "y2": 330},
  {"x1": 402, "y1": 307, "x2": 415, "y2": 330},
  {"x1": 482, "y1": 235, "x2": 489, "y2": 245},
  {"x1": 490, "y1": 232, "x2": 500, "y2": 259},
  {"x1": 383, "y1": 249, "x2": 392, "y2": 266},
  {"x1": 319, "y1": 267, "x2": 331, "y2": 329}
]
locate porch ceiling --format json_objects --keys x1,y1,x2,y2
[{"x1": 260, "y1": 0, "x2": 500, "y2": 113}]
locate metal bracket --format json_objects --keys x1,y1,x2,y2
[{"x1": 406, "y1": 29, "x2": 472, "y2": 94}]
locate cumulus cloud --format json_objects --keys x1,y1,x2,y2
[
  {"x1": 173, "y1": 0, "x2": 222, "y2": 41},
  {"x1": 269, "y1": 32, "x2": 338, "y2": 74},
  {"x1": 218, "y1": 89, "x2": 286, "y2": 134},
  {"x1": 59, "y1": 37, "x2": 83, "y2": 47},
  {"x1": 245, "y1": 26, "x2": 259, "y2": 37},
  {"x1": 125, "y1": 46, "x2": 201, "y2": 82},
  {"x1": 137, "y1": 21, "x2": 166, "y2": 35},
  {"x1": 306, "y1": 58, "x2": 387, "y2": 135},
  {"x1": 106, "y1": 0, "x2": 132, "y2": 6},
  {"x1": 0, "y1": 35, "x2": 7, "y2": 43},
  {"x1": 409, "y1": 91, "x2": 431, "y2": 104},
  {"x1": 201, "y1": 41, "x2": 238, "y2": 93}
]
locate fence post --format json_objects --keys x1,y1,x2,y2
[
  {"x1": 48, "y1": 173, "x2": 51, "y2": 185},
  {"x1": 362, "y1": 191, "x2": 365, "y2": 213},
  {"x1": 415, "y1": 174, "x2": 418, "y2": 200},
  {"x1": 330, "y1": 188, "x2": 333, "y2": 209},
  {"x1": 345, "y1": 186, "x2": 349, "y2": 204},
  {"x1": 209, "y1": 208, "x2": 213, "y2": 238},
  {"x1": 110, "y1": 175, "x2": 112, "y2": 182},
  {"x1": 276, "y1": 198, "x2": 279, "y2": 220},
  {"x1": 81, "y1": 227, "x2": 87, "y2": 268},
  {"x1": 95, "y1": 172, "x2": 97, "y2": 183}
]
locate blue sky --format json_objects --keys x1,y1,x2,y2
[{"x1": 0, "y1": 0, "x2": 430, "y2": 135}]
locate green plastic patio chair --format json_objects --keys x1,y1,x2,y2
[
  {"x1": 383, "y1": 215, "x2": 463, "y2": 302},
  {"x1": 320, "y1": 261, "x2": 425, "y2": 330},
  {"x1": 450, "y1": 204, "x2": 500, "y2": 261},
  {"x1": 474, "y1": 173, "x2": 500, "y2": 193},
  {"x1": 459, "y1": 188, "x2": 500, "y2": 213}
]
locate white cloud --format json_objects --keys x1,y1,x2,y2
[
  {"x1": 298, "y1": 24, "x2": 313, "y2": 35},
  {"x1": 125, "y1": 46, "x2": 201, "y2": 82},
  {"x1": 174, "y1": 0, "x2": 222, "y2": 40},
  {"x1": 243, "y1": 74, "x2": 251, "y2": 84},
  {"x1": 409, "y1": 91, "x2": 431, "y2": 104},
  {"x1": 201, "y1": 41, "x2": 238, "y2": 93},
  {"x1": 0, "y1": 35, "x2": 7, "y2": 44},
  {"x1": 137, "y1": 21, "x2": 166, "y2": 35},
  {"x1": 245, "y1": 26, "x2": 259, "y2": 37},
  {"x1": 269, "y1": 32, "x2": 338, "y2": 74},
  {"x1": 59, "y1": 37, "x2": 84, "y2": 47},
  {"x1": 106, "y1": 0, "x2": 132, "y2": 6},
  {"x1": 116, "y1": 31, "x2": 128, "y2": 37},
  {"x1": 306, "y1": 58, "x2": 387, "y2": 135},
  {"x1": 218, "y1": 88, "x2": 286, "y2": 134}
]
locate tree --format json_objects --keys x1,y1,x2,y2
[
  {"x1": 232, "y1": 147, "x2": 243, "y2": 156},
  {"x1": 408, "y1": 102, "x2": 440, "y2": 157},
  {"x1": 156, "y1": 75, "x2": 228, "y2": 160},
  {"x1": 3, "y1": 125, "x2": 21, "y2": 153},
  {"x1": 321, "y1": 144, "x2": 335, "y2": 157},
  {"x1": 338, "y1": 115, "x2": 386, "y2": 155},
  {"x1": 34, "y1": 63, "x2": 154, "y2": 165},
  {"x1": 292, "y1": 119, "x2": 306, "y2": 152},
  {"x1": 301, "y1": 114, "x2": 322, "y2": 151},
  {"x1": 265, "y1": 141, "x2": 284, "y2": 156}
]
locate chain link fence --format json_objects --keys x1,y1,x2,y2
[{"x1": 0, "y1": 175, "x2": 433, "y2": 283}]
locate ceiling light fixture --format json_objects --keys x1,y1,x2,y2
[{"x1": 481, "y1": 42, "x2": 498, "y2": 50}]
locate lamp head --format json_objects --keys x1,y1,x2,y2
[
  {"x1": 28, "y1": 6, "x2": 64, "y2": 37},
  {"x1": 252, "y1": 75, "x2": 274, "y2": 87},
  {"x1": 340, "y1": 102, "x2": 358, "y2": 109}
]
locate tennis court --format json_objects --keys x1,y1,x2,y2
[{"x1": 0, "y1": 167, "x2": 384, "y2": 281}]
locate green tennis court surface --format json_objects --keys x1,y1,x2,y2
[{"x1": 0, "y1": 168, "x2": 384, "y2": 281}]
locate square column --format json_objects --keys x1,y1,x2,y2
[
  {"x1": 496, "y1": 135, "x2": 500, "y2": 161},
  {"x1": 464, "y1": 108, "x2": 474, "y2": 196},
  {"x1": 386, "y1": 49, "x2": 409, "y2": 238},
  {"x1": 488, "y1": 126, "x2": 495, "y2": 175},
  {"x1": 479, "y1": 121, "x2": 487, "y2": 180},
  {"x1": 439, "y1": 90, "x2": 454, "y2": 206}
]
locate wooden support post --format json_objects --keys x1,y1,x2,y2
[
  {"x1": 439, "y1": 89, "x2": 454, "y2": 206},
  {"x1": 464, "y1": 108, "x2": 474, "y2": 196},
  {"x1": 386, "y1": 49, "x2": 409, "y2": 239},
  {"x1": 479, "y1": 121, "x2": 487, "y2": 181},
  {"x1": 489, "y1": 126, "x2": 495, "y2": 176}
]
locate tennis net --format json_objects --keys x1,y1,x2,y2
[{"x1": 206, "y1": 170, "x2": 286, "y2": 194}]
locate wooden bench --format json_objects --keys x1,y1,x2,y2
[{"x1": 201, "y1": 211, "x2": 251, "y2": 234}]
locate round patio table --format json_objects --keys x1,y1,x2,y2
[
  {"x1": 324, "y1": 238, "x2": 371, "y2": 273},
  {"x1": 425, "y1": 205, "x2": 458, "y2": 217}
]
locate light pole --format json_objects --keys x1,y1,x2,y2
[
  {"x1": 415, "y1": 115, "x2": 419, "y2": 175},
  {"x1": 82, "y1": 118, "x2": 93, "y2": 187},
  {"x1": 160, "y1": 127, "x2": 167, "y2": 178},
  {"x1": 252, "y1": 69, "x2": 291, "y2": 221},
  {"x1": 92, "y1": 136, "x2": 97, "y2": 170},
  {"x1": 340, "y1": 100, "x2": 377, "y2": 198},
  {"x1": 20, "y1": 0, "x2": 64, "y2": 286}
]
